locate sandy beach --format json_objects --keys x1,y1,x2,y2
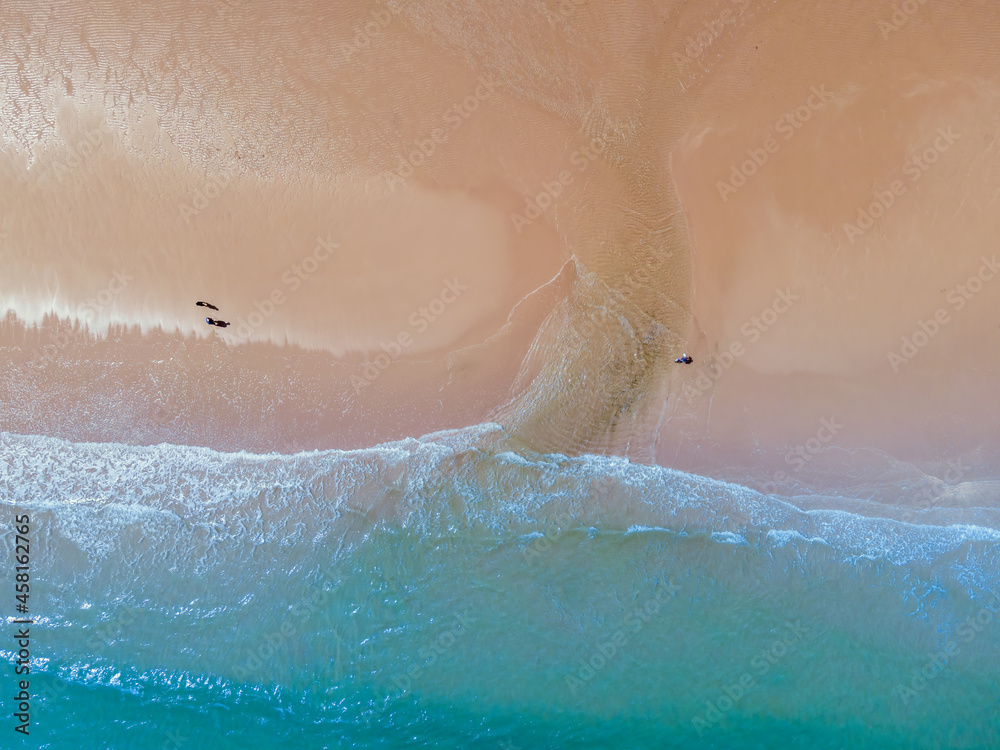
[
  {"x1": 2, "y1": 0, "x2": 998, "y2": 482},
  {"x1": 4, "y1": 3, "x2": 1000, "y2": 749}
]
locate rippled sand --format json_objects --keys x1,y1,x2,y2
[{"x1": 2, "y1": 0, "x2": 999, "y2": 487}]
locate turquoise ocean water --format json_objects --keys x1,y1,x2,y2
[{"x1": 2, "y1": 426, "x2": 999, "y2": 749}]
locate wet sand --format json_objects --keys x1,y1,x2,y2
[
  {"x1": 662, "y1": 0, "x2": 1000, "y2": 480},
  {"x1": 2, "y1": 0, "x2": 999, "y2": 488}
]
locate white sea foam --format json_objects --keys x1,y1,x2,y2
[{"x1": 3, "y1": 426, "x2": 998, "y2": 574}]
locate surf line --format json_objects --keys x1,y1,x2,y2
[{"x1": 693, "y1": 619, "x2": 810, "y2": 736}]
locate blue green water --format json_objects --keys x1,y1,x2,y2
[{"x1": 3, "y1": 428, "x2": 999, "y2": 749}]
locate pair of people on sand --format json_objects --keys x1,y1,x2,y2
[{"x1": 197, "y1": 301, "x2": 229, "y2": 327}]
